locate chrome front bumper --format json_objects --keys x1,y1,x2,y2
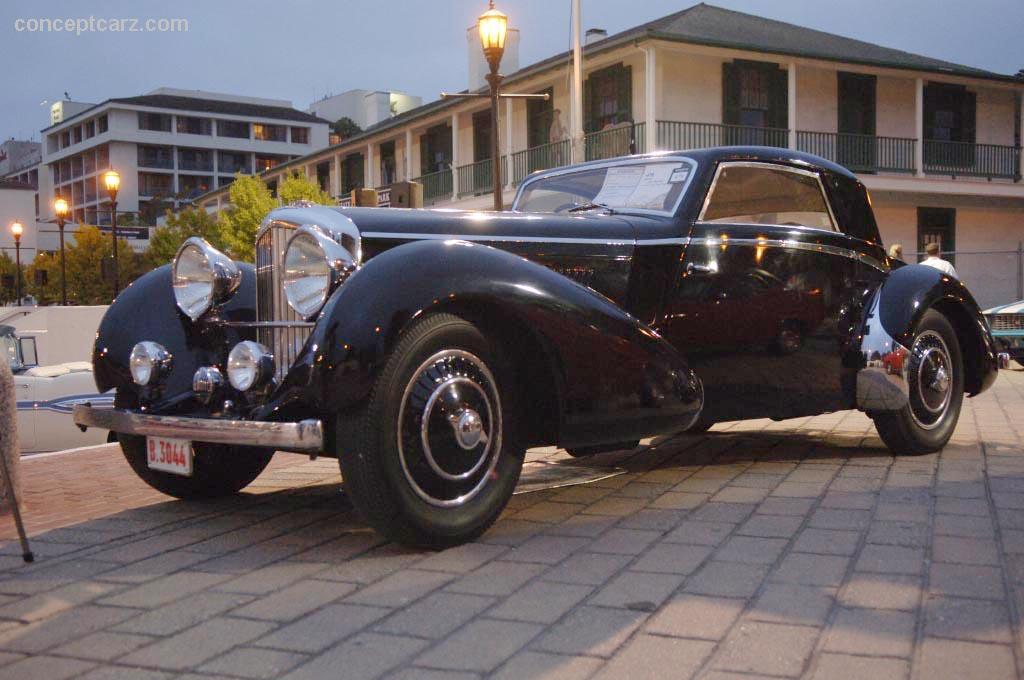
[{"x1": 73, "y1": 405, "x2": 324, "y2": 452}]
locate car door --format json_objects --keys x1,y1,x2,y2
[
  {"x1": 12, "y1": 372, "x2": 36, "y2": 453},
  {"x1": 660, "y1": 161, "x2": 868, "y2": 423}
]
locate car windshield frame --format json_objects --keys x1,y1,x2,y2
[
  {"x1": 0, "y1": 332, "x2": 21, "y2": 371},
  {"x1": 513, "y1": 155, "x2": 699, "y2": 218}
]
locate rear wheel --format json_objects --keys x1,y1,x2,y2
[
  {"x1": 119, "y1": 435, "x2": 274, "y2": 499},
  {"x1": 873, "y1": 309, "x2": 964, "y2": 456},
  {"x1": 337, "y1": 313, "x2": 524, "y2": 549}
]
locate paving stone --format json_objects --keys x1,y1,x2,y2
[
  {"x1": 198, "y1": 647, "x2": 309, "y2": 680},
  {"x1": 388, "y1": 668, "x2": 480, "y2": 680},
  {"x1": 489, "y1": 580, "x2": 591, "y2": 624},
  {"x1": 377, "y1": 591, "x2": 495, "y2": 637},
  {"x1": 505, "y1": 536, "x2": 589, "y2": 564},
  {"x1": 284, "y1": 632, "x2": 428, "y2": 680},
  {"x1": 0, "y1": 580, "x2": 121, "y2": 622},
  {"x1": 98, "y1": 571, "x2": 229, "y2": 609},
  {"x1": 253, "y1": 603, "x2": 389, "y2": 653},
  {"x1": 97, "y1": 550, "x2": 214, "y2": 584},
  {"x1": 756, "y1": 498, "x2": 815, "y2": 517},
  {"x1": 809, "y1": 508, "x2": 872, "y2": 531},
  {"x1": 592, "y1": 634, "x2": 714, "y2": 680},
  {"x1": 771, "y1": 553, "x2": 849, "y2": 587},
  {"x1": 685, "y1": 561, "x2": 768, "y2": 598},
  {"x1": 931, "y1": 535, "x2": 1000, "y2": 566},
  {"x1": 0, "y1": 655, "x2": 96, "y2": 680},
  {"x1": 234, "y1": 579, "x2": 356, "y2": 621},
  {"x1": 542, "y1": 552, "x2": 632, "y2": 585},
  {"x1": 649, "y1": 491, "x2": 709, "y2": 510},
  {"x1": 50, "y1": 631, "x2": 155, "y2": 661},
  {"x1": 587, "y1": 528, "x2": 660, "y2": 555},
  {"x1": 925, "y1": 596, "x2": 1013, "y2": 643},
  {"x1": 737, "y1": 514, "x2": 804, "y2": 539},
  {"x1": 345, "y1": 569, "x2": 454, "y2": 608},
  {"x1": 631, "y1": 543, "x2": 714, "y2": 574},
  {"x1": 0, "y1": 603, "x2": 138, "y2": 653},
  {"x1": 533, "y1": 606, "x2": 646, "y2": 657},
  {"x1": 748, "y1": 583, "x2": 833, "y2": 626},
  {"x1": 590, "y1": 571, "x2": 683, "y2": 610},
  {"x1": 934, "y1": 514, "x2": 995, "y2": 538},
  {"x1": 119, "y1": 617, "x2": 275, "y2": 670},
  {"x1": 515, "y1": 501, "x2": 587, "y2": 523},
  {"x1": 213, "y1": 561, "x2": 330, "y2": 595},
  {"x1": 546, "y1": 514, "x2": 617, "y2": 538},
  {"x1": 929, "y1": 563, "x2": 1005, "y2": 600},
  {"x1": 645, "y1": 594, "x2": 745, "y2": 640},
  {"x1": 810, "y1": 653, "x2": 909, "y2": 680},
  {"x1": 840, "y1": 573, "x2": 922, "y2": 610},
  {"x1": 414, "y1": 542, "x2": 507, "y2": 573},
  {"x1": 793, "y1": 528, "x2": 861, "y2": 556},
  {"x1": 315, "y1": 545, "x2": 425, "y2": 584},
  {"x1": 112, "y1": 591, "x2": 252, "y2": 635},
  {"x1": 690, "y1": 503, "x2": 755, "y2": 524},
  {"x1": 711, "y1": 486, "x2": 770, "y2": 504},
  {"x1": 866, "y1": 522, "x2": 929, "y2": 548},
  {"x1": 444, "y1": 560, "x2": 545, "y2": 596},
  {"x1": 662, "y1": 521, "x2": 734, "y2": 545},
  {"x1": 415, "y1": 618, "x2": 542, "y2": 672},
  {"x1": 617, "y1": 508, "x2": 687, "y2": 531},
  {"x1": 855, "y1": 544, "x2": 925, "y2": 575},
  {"x1": 824, "y1": 607, "x2": 916, "y2": 657},
  {"x1": 917, "y1": 638, "x2": 1016, "y2": 680},
  {"x1": 711, "y1": 621, "x2": 818, "y2": 676},
  {"x1": 491, "y1": 650, "x2": 602, "y2": 680},
  {"x1": 715, "y1": 536, "x2": 787, "y2": 565},
  {"x1": 75, "y1": 666, "x2": 174, "y2": 680}
]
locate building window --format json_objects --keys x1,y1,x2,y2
[
  {"x1": 178, "y1": 148, "x2": 213, "y2": 172},
  {"x1": 84, "y1": 120, "x2": 95, "y2": 138},
  {"x1": 137, "y1": 171, "x2": 175, "y2": 197},
  {"x1": 722, "y1": 60, "x2": 788, "y2": 145},
  {"x1": 83, "y1": 152, "x2": 96, "y2": 175},
  {"x1": 218, "y1": 175, "x2": 236, "y2": 188},
  {"x1": 138, "y1": 112, "x2": 172, "y2": 132},
  {"x1": 97, "y1": 115, "x2": 108, "y2": 133},
  {"x1": 472, "y1": 110, "x2": 492, "y2": 163},
  {"x1": 316, "y1": 160, "x2": 331, "y2": 192},
  {"x1": 217, "y1": 120, "x2": 250, "y2": 138},
  {"x1": 137, "y1": 145, "x2": 174, "y2": 169},
  {"x1": 96, "y1": 144, "x2": 109, "y2": 171},
  {"x1": 253, "y1": 124, "x2": 287, "y2": 142},
  {"x1": 527, "y1": 87, "x2": 555, "y2": 149},
  {"x1": 61, "y1": 131, "x2": 71, "y2": 148},
  {"x1": 266, "y1": 178, "x2": 278, "y2": 197},
  {"x1": 379, "y1": 141, "x2": 396, "y2": 186},
  {"x1": 419, "y1": 123, "x2": 452, "y2": 176},
  {"x1": 73, "y1": 126, "x2": 83, "y2": 144},
  {"x1": 178, "y1": 174, "x2": 213, "y2": 199},
  {"x1": 923, "y1": 83, "x2": 976, "y2": 168},
  {"x1": 218, "y1": 151, "x2": 250, "y2": 174},
  {"x1": 342, "y1": 153, "x2": 364, "y2": 194},
  {"x1": 255, "y1": 154, "x2": 286, "y2": 172},
  {"x1": 917, "y1": 207, "x2": 956, "y2": 266},
  {"x1": 290, "y1": 127, "x2": 310, "y2": 144},
  {"x1": 176, "y1": 116, "x2": 212, "y2": 135},
  {"x1": 584, "y1": 63, "x2": 632, "y2": 132}
]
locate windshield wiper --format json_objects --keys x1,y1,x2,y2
[{"x1": 567, "y1": 202, "x2": 615, "y2": 214}]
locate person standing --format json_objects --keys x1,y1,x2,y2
[
  {"x1": 888, "y1": 243, "x2": 903, "y2": 261},
  {"x1": 920, "y1": 242, "x2": 958, "y2": 278}
]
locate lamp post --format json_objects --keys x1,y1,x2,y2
[
  {"x1": 103, "y1": 170, "x2": 121, "y2": 297},
  {"x1": 479, "y1": 1, "x2": 508, "y2": 211},
  {"x1": 53, "y1": 196, "x2": 69, "y2": 305},
  {"x1": 10, "y1": 222, "x2": 23, "y2": 304}
]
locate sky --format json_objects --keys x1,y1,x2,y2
[{"x1": 0, "y1": 0, "x2": 1021, "y2": 140}]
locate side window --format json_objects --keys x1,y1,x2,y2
[{"x1": 700, "y1": 164, "x2": 835, "y2": 231}]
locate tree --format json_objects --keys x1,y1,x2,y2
[
  {"x1": 0, "y1": 252, "x2": 21, "y2": 305},
  {"x1": 61, "y1": 225, "x2": 142, "y2": 305},
  {"x1": 218, "y1": 174, "x2": 277, "y2": 262},
  {"x1": 26, "y1": 251, "x2": 61, "y2": 305},
  {"x1": 144, "y1": 206, "x2": 227, "y2": 269},
  {"x1": 279, "y1": 171, "x2": 333, "y2": 206},
  {"x1": 331, "y1": 116, "x2": 362, "y2": 140}
]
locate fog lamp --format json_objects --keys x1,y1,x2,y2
[
  {"x1": 129, "y1": 341, "x2": 172, "y2": 386},
  {"x1": 227, "y1": 341, "x2": 274, "y2": 392}
]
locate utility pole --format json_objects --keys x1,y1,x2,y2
[{"x1": 570, "y1": 0, "x2": 584, "y2": 164}]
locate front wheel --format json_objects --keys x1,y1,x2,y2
[
  {"x1": 873, "y1": 309, "x2": 964, "y2": 456},
  {"x1": 337, "y1": 313, "x2": 525, "y2": 549}
]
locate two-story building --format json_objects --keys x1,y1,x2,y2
[{"x1": 195, "y1": 4, "x2": 1024, "y2": 306}]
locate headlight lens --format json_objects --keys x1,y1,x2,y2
[
  {"x1": 129, "y1": 341, "x2": 172, "y2": 386},
  {"x1": 227, "y1": 341, "x2": 274, "y2": 392},
  {"x1": 282, "y1": 226, "x2": 357, "y2": 319},
  {"x1": 172, "y1": 238, "x2": 241, "y2": 321}
]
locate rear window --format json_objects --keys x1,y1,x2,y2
[{"x1": 700, "y1": 164, "x2": 835, "y2": 231}]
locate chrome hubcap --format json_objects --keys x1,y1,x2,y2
[
  {"x1": 398, "y1": 350, "x2": 502, "y2": 507},
  {"x1": 909, "y1": 330, "x2": 953, "y2": 430}
]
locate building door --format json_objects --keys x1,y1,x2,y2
[
  {"x1": 419, "y1": 123, "x2": 452, "y2": 176},
  {"x1": 837, "y1": 72, "x2": 877, "y2": 171},
  {"x1": 917, "y1": 207, "x2": 956, "y2": 266},
  {"x1": 923, "y1": 83, "x2": 976, "y2": 169},
  {"x1": 527, "y1": 87, "x2": 555, "y2": 149},
  {"x1": 722, "y1": 60, "x2": 788, "y2": 147}
]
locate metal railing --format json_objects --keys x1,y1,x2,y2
[
  {"x1": 657, "y1": 121, "x2": 788, "y2": 151},
  {"x1": 923, "y1": 140, "x2": 1021, "y2": 180},
  {"x1": 412, "y1": 169, "x2": 453, "y2": 205},
  {"x1": 584, "y1": 122, "x2": 645, "y2": 162},
  {"x1": 511, "y1": 139, "x2": 571, "y2": 185},
  {"x1": 456, "y1": 157, "x2": 508, "y2": 197},
  {"x1": 797, "y1": 131, "x2": 916, "y2": 174}
]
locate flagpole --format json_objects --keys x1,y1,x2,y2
[{"x1": 570, "y1": 0, "x2": 584, "y2": 163}]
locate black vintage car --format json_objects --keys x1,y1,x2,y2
[{"x1": 75, "y1": 147, "x2": 1001, "y2": 547}]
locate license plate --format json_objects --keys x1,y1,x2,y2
[{"x1": 147, "y1": 437, "x2": 194, "y2": 476}]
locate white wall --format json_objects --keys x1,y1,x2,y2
[
  {"x1": 659, "y1": 52, "x2": 724, "y2": 124},
  {"x1": 5, "y1": 306, "x2": 107, "y2": 364},
  {"x1": 0, "y1": 187, "x2": 38, "y2": 261},
  {"x1": 796, "y1": 66, "x2": 837, "y2": 133}
]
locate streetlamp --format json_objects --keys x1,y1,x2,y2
[
  {"x1": 53, "y1": 196, "x2": 69, "y2": 305},
  {"x1": 103, "y1": 169, "x2": 121, "y2": 296},
  {"x1": 10, "y1": 222, "x2": 23, "y2": 304},
  {"x1": 479, "y1": 1, "x2": 508, "y2": 211}
]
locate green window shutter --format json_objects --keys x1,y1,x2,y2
[
  {"x1": 769, "y1": 65, "x2": 788, "y2": 131},
  {"x1": 962, "y1": 90, "x2": 977, "y2": 144},
  {"x1": 722, "y1": 62, "x2": 740, "y2": 126},
  {"x1": 619, "y1": 65, "x2": 633, "y2": 123}
]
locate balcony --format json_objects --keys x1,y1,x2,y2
[
  {"x1": 456, "y1": 157, "x2": 507, "y2": 198},
  {"x1": 584, "y1": 122, "x2": 645, "y2": 162},
  {"x1": 657, "y1": 121, "x2": 788, "y2": 151},
  {"x1": 412, "y1": 169, "x2": 453, "y2": 205},
  {"x1": 797, "y1": 131, "x2": 916, "y2": 174},
  {"x1": 512, "y1": 139, "x2": 571, "y2": 185},
  {"x1": 923, "y1": 140, "x2": 1020, "y2": 180}
]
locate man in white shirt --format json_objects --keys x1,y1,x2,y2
[{"x1": 921, "y1": 242, "x2": 958, "y2": 279}]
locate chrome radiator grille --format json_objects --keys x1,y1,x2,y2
[
  {"x1": 255, "y1": 223, "x2": 312, "y2": 382},
  {"x1": 991, "y1": 314, "x2": 1024, "y2": 332}
]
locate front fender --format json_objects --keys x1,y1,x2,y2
[{"x1": 271, "y1": 239, "x2": 702, "y2": 445}]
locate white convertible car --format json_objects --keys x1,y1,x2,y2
[{"x1": 3, "y1": 324, "x2": 113, "y2": 453}]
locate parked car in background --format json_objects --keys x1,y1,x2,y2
[
  {"x1": 76, "y1": 147, "x2": 1000, "y2": 548},
  {"x1": 984, "y1": 300, "x2": 1024, "y2": 368},
  {"x1": 2, "y1": 325, "x2": 113, "y2": 453}
]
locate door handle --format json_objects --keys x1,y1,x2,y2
[{"x1": 686, "y1": 262, "x2": 717, "y2": 275}]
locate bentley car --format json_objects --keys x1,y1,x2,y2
[{"x1": 74, "y1": 147, "x2": 1003, "y2": 547}]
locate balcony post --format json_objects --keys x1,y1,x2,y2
[
  {"x1": 451, "y1": 113, "x2": 460, "y2": 201},
  {"x1": 405, "y1": 128, "x2": 414, "y2": 182},
  {"x1": 644, "y1": 45, "x2": 657, "y2": 152},
  {"x1": 332, "y1": 154, "x2": 341, "y2": 198},
  {"x1": 1018, "y1": 91, "x2": 1023, "y2": 182},
  {"x1": 505, "y1": 97, "x2": 514, "y2": 189},
  {"x1": 787, "y1": 62, "x2": 797, "y2": 150},
  {"x1": 915, "y1": 78, "x2": 925, "y2": 177},
  {"x1": 365, "y1": 144, "x2": 374, "y2": 190}
]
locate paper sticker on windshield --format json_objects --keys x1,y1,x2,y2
[
  {"x1": 593, "y1": 166, "x2": 644, "y2": 205},
  {"x1": 669, "y1": 167, "x2": 691, "y2": 183},
  {"x1": 628, "y1": 164, "x2": 678, "y2": 209}
]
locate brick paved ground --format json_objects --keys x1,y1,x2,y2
[{"x1": 0, "y1": 368, "x2": 1021, "y2": 679}]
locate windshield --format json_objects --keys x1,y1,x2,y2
[
  {"x1": 515, "y1": 158, "x2": 697, "y2": 216},
  {"x1": 0, "y1": 333, "x2": 19, "y2": 370}
]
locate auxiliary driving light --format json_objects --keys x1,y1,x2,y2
[
  {"x1": 129, "y1": 341, "x2": 172, "y2": 386},
  {"x1": 227, "y1": 341, "x2": 274, "y2": 392}
]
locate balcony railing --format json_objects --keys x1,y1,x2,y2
[
  {"x1": 413, "y1": 169, "x2": 453, "y2": 205},
  {"x1": 456, "y1": 157, "x2": 508, "y2": 197},
  {"x1": 923, "y1": 140, "x2": 1021, "y2": 180},
  {"x1": 797, "y1": 131, "x2": 916, "y2": 174},
  {"x1": 585, "y1": 122, "x2": 645, "y2": 162},
  {"x1": 657, "y1": 121, "x2": 788, "y2": 151},
  {"x1": 512, "y1": 139, "x2": 571, "y2": 185}
]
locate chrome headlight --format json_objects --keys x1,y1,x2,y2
[
  {"x1": 227, "y1": 341, "x2": 274, "y2": 391},
  {"x1": 282, "y1": 225, "x2": 357, "y2": 319},
  {"x1": 129, "y1": 341, "x2": 172, "y2": 386},
  {"x1": 173, "y1": 237, "x2": 241, "y2": 321}
]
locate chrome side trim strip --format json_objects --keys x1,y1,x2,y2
[
  {"x1": 360, "y1": 232, "x2": 634, "y2": 246},
  {"x1": 688, "y1": 236, "x2": 888, "y2": 273},
  {"x1": 221, "y1": 321, "x2": 317, "y2": 329},
  {"x1": 73, "y1": 405, "x2": 324, "y2": 452}
]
